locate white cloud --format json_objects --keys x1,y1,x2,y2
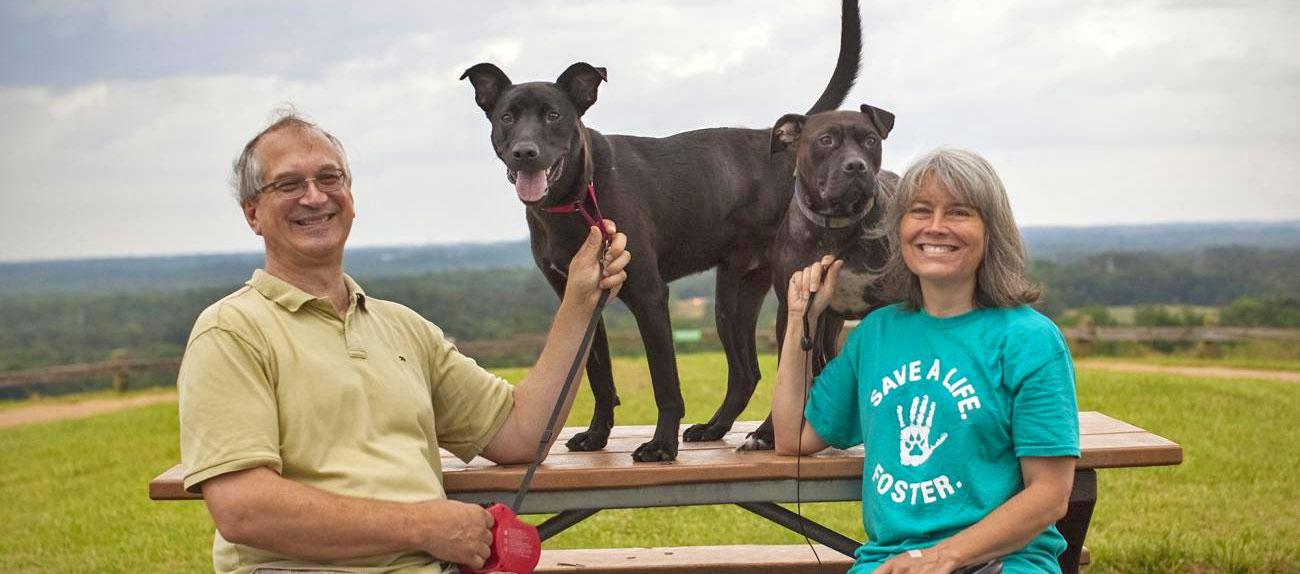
[{"x1": 1, "y1": 0, "x2": 1297, "y2": 262}]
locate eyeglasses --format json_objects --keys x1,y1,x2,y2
[{"x1": 258, "y1": 168, "x2": 348, "y2": 199}]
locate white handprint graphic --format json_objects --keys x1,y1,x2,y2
[{"x1": 897, "y1": 395, "x2": 949, "y2": 467}]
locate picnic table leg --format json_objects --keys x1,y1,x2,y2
[
  {"x1": 1055, "y1": 470, "x2": 1096, "y2": 574},
  {"x1": 736, "y1": 502, "x2": 862, "y2": 558},
  {"x1": 537, "y1": 509, "x2": 602, "y2": 541}
]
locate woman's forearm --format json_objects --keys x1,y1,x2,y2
[
  {"x1": 772, "y1": 320, "x2": 826, "y2": 455},
  {"x1": 930, "y1": 457, "x2": 1075, "y2": 568}
]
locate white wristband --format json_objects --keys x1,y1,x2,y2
[{"x1": 908, "y1": 549, "x2": 923, "y2": 558}]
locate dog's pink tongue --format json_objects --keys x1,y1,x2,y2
[{"x1": 515, "y1": 170, "x2": 548, "y2": 202}]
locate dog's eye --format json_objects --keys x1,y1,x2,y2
[
  {"x1": 818, "y1": 134, "x2": 834, "y2": 146},
  {"x1": 546, "y1": 111, "x2": 561, "y2": 122},
  {"x1": 865, "y1": 136, "x2": 879, "y2": 147},
  {"x1": 500, "y1": 112, "x2": 514, "y2": 124}
]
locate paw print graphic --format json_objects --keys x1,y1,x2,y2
[{"x1": 897, "y1": 395, "x2": 949, "y2": 467}]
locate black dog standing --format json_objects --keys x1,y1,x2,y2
[
  {"x1": 743, "y1": 104, "x2": 898, "y2": 450},
  {"x1": 462, "y1": 0, "x2": 862, "y2": 462}
]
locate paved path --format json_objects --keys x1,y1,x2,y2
[
  {"x1": 0, "y1": 391, "x2": 177, "y2": 429},
  {"x1": 1075, "y1": 360, "x2": 1300, "y2": 384}
]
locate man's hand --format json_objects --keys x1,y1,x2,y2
[
  {"x1": 414, "y1": 500, "x2": 495, "y2": 568},
  {"x1": 564, "y1": 220, "x2": 630, "y2": 307},
  {"x1": 787, "y1": 255, "x2": 842, "y2": 323}
]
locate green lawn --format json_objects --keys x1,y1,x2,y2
[{"x1": 1, "y1": 353, "x2": 1297, "y2": 573}]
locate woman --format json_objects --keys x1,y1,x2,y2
[{"x1": 772, "y1": 148, "x2": 1079, "y2": 574}]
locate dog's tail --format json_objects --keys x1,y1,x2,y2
[{"x1": 806, "y1": 0, "x2": 861, "y2": 115}]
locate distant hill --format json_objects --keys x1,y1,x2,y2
[
  {"x1": 2, "y1": 221, "x2": 1297, "y2": 296},
  {"x1": 1022, "y1": 221, "x2": 1300, "y2": 261},
  {"x1": 0, "y1": 240, "x2": 534, "y2": 296}
]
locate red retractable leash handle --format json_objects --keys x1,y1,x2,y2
[{"x1": 463, "y1": 233, "x2": 613, "y2": 574}]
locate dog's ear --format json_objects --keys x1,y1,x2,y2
[
  {"x1": 769, "y1": 113, "x2": 806, "y2": 155},
  {"x1": 860, "y1": 104, "x2": 895, "y2": 139},
  {"x1": 460, "y1": 63, "x2": 512, "y2": 116},
  {"x1": 556, "y1": 63, "x2": 607, "y2": 116}
]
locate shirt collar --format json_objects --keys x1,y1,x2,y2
[{"x1": 248, "y1": 269, "x2": 367, "y2": 313}]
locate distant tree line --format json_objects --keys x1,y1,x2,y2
[{"x1": 1, "y1": 247, "x2": 1297, "y2": 374}]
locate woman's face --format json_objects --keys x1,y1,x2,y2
[{"x1": 900, "y1": 175, "x2": 986, "y2": 294}]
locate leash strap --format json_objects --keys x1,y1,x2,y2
[
  {"x1": 511, "y1": 288, "x2": 611, "y2": 512},
  {"x1": 542, "y1": 120, "x2": 612, "y2": 244}
]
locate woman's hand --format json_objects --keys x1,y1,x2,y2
[
  {"x1": 787, "y1": 255, "x2": 843, "y2": 323},
  {"x1": 874, "y1": 547, "x2": 959, "y2": 574}
]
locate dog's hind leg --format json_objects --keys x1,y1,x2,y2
[
  {"x1": 565, "y1": 318, "x2": 620, "y2": 451},
  {"x1": 739, "y1": 297, "x2": 788, "y2": 451},
  {"x1": 685, "y1": 265, "x2": 769, "y2": 442}
]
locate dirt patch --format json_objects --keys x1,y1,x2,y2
[
  {"x1": 1075, "y1": 360, "x2": 1300, "y2": 384},
  {"x1": 0, "y1": 391, "x2": 177, "y2": 429}
]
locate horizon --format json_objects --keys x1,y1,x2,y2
[
  {"x1": 1, "y1": 218, "x2": 1297, "y2": 266},
  {"x1": 2, "y1": 1, "x2": 1297, "y2": 262}
]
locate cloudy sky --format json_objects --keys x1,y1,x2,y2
[{"x1": 1, "y1": 0, "x2": 1297, "y2": 262}]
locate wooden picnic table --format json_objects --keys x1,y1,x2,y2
[{"x1": 151, "y1": 412, "x2": 1180, "y2": 574}]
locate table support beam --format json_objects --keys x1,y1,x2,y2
[
  {"x1": 736, "y1": 501, "x2": 862, "y2": 558},
  {"x1": 537, "y1": 508, "x2": 602, "y2": 541}
]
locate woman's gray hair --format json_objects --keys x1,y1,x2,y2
[
  {"x1": 231, "y1": 109, "x2": 349, "y2": 204},
  {"x1": 880, "y1": 147, "x2": 1040, "y2": 310}
]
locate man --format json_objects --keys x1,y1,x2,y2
[{"x1": 178, "y1": 113, "x2": 629, "y2": 574}]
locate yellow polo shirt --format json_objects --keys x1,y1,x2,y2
[{"x1": 178, "y1": 270, "x2": 514, "y2": 574}]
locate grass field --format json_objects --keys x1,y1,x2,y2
[{"x1": 1, "y1": 352, "x2": 1297, "y2": 573}]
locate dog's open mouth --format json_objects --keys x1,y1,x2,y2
[{"x1": 508, "y1": 155, "x2": 566, "y2": 203}]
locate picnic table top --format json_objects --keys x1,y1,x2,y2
[{"x1": 150, "y1": 411, "x2": 1180, "y2": 500}]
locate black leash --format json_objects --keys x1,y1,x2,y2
[
  {"x1": 511, "y1": 279, "x2": 611, "y2": 512},
  {"x1": 797, "y1": 295, "x2": 822, "y2": 565}
]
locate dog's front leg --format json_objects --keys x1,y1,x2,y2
[
  {"x1": 620, "y1": 275, "x2": 684, "y2": 462},
  {"x1": 538, "y1": 261, "x2": 618, "y2": 452}
]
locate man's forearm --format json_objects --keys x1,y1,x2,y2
[{"x1": 202, "y1": 467, "x2": 432, "y2": 562}]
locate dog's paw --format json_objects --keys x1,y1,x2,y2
[
  {"x1": 565, "y1": 429, "x2": 610, "y2": 452},
  {"x1": 631, "y1": 440, "x2": 678, "y2": 462},
  {"x1": 682, "y1": 423, "x2": 728, "y2": 442},
  {"x1": 737, "y1": 431, "x2": 775, "y2": 451}
]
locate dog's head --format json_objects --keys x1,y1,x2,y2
[
  {"x1": 461, "y1": 62, "x2": 607, "y2": 206},
  {"x1": 769, "y1": 104, "x2": 895, "y2": 217}
]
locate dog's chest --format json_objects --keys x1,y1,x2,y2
[{"x1": 830, "y1": 267, "x2": 877, "y2": 315}]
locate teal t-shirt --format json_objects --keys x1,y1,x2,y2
[{"x1": 805, "y1": 304, "x2": 1080, "y2": 573}]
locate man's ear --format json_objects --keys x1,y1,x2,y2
[
  {"x1": 860, "y1": 104, "x2": 895, "y2": 139},
  {"x1": 770, "y1": 113, "x2": 806, "y2": 154},
  {"x1": 242, "y1": 199, "x2": 264, "y2": 237},
  {"x1": 460, "y1": 63, "x2": 513, "y2": 116},
  {"x1": 555, "y1": 63, "x2": 607, "y2": 116}
]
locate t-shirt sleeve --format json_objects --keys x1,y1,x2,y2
[
  {"x1": 426, "y1": 322, "x2": 515, "y2": 463},
  {"x1": 1008, "y1": 323, "x2": 1080, "y2": 458},
  {"x1": 179, "y1": 327, "x2": 282, "y2": 493},
  {"x1": 805, "y1": 322, "x2": 866, "y2": 450}
]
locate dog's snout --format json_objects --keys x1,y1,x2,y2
[
  {"x1": 843, "y1": 158, "x2": 868, "y2": 175},
  {"x1": 511, "y1": 142, "x2": 540, "y2": 161}
]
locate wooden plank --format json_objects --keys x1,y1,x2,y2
[
  {"x1": 536, "y1": 544, "x2": 852, "y2": 574},
  {"x1": 534, "y1": 545, "x2": 1090, "y2": 573},
  {"x1": 151, "y1": 412, "x2": 1181, "y2": 500}
]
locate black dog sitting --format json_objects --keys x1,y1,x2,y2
[
  {"x1": 461, "y1": 1, "x2": 862, "y2": 462},
  {"x1": 743, "y1": 104, "x2": 897, "y2": 450}
]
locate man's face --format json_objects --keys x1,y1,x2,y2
[{"x1": 242, "y1": 128, "x2": 355, "y2": 268}]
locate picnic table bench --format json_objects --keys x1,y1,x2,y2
[{"x1": 151, "y1": 412, "x2": 1180, "y2": 574}]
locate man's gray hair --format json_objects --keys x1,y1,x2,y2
[
  {"x1": 880, "y1": 147, "x2": 1041, "y2": 310},
  {"x1": 231, "y1": 110, "x2": 350, "y2": 204}
]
